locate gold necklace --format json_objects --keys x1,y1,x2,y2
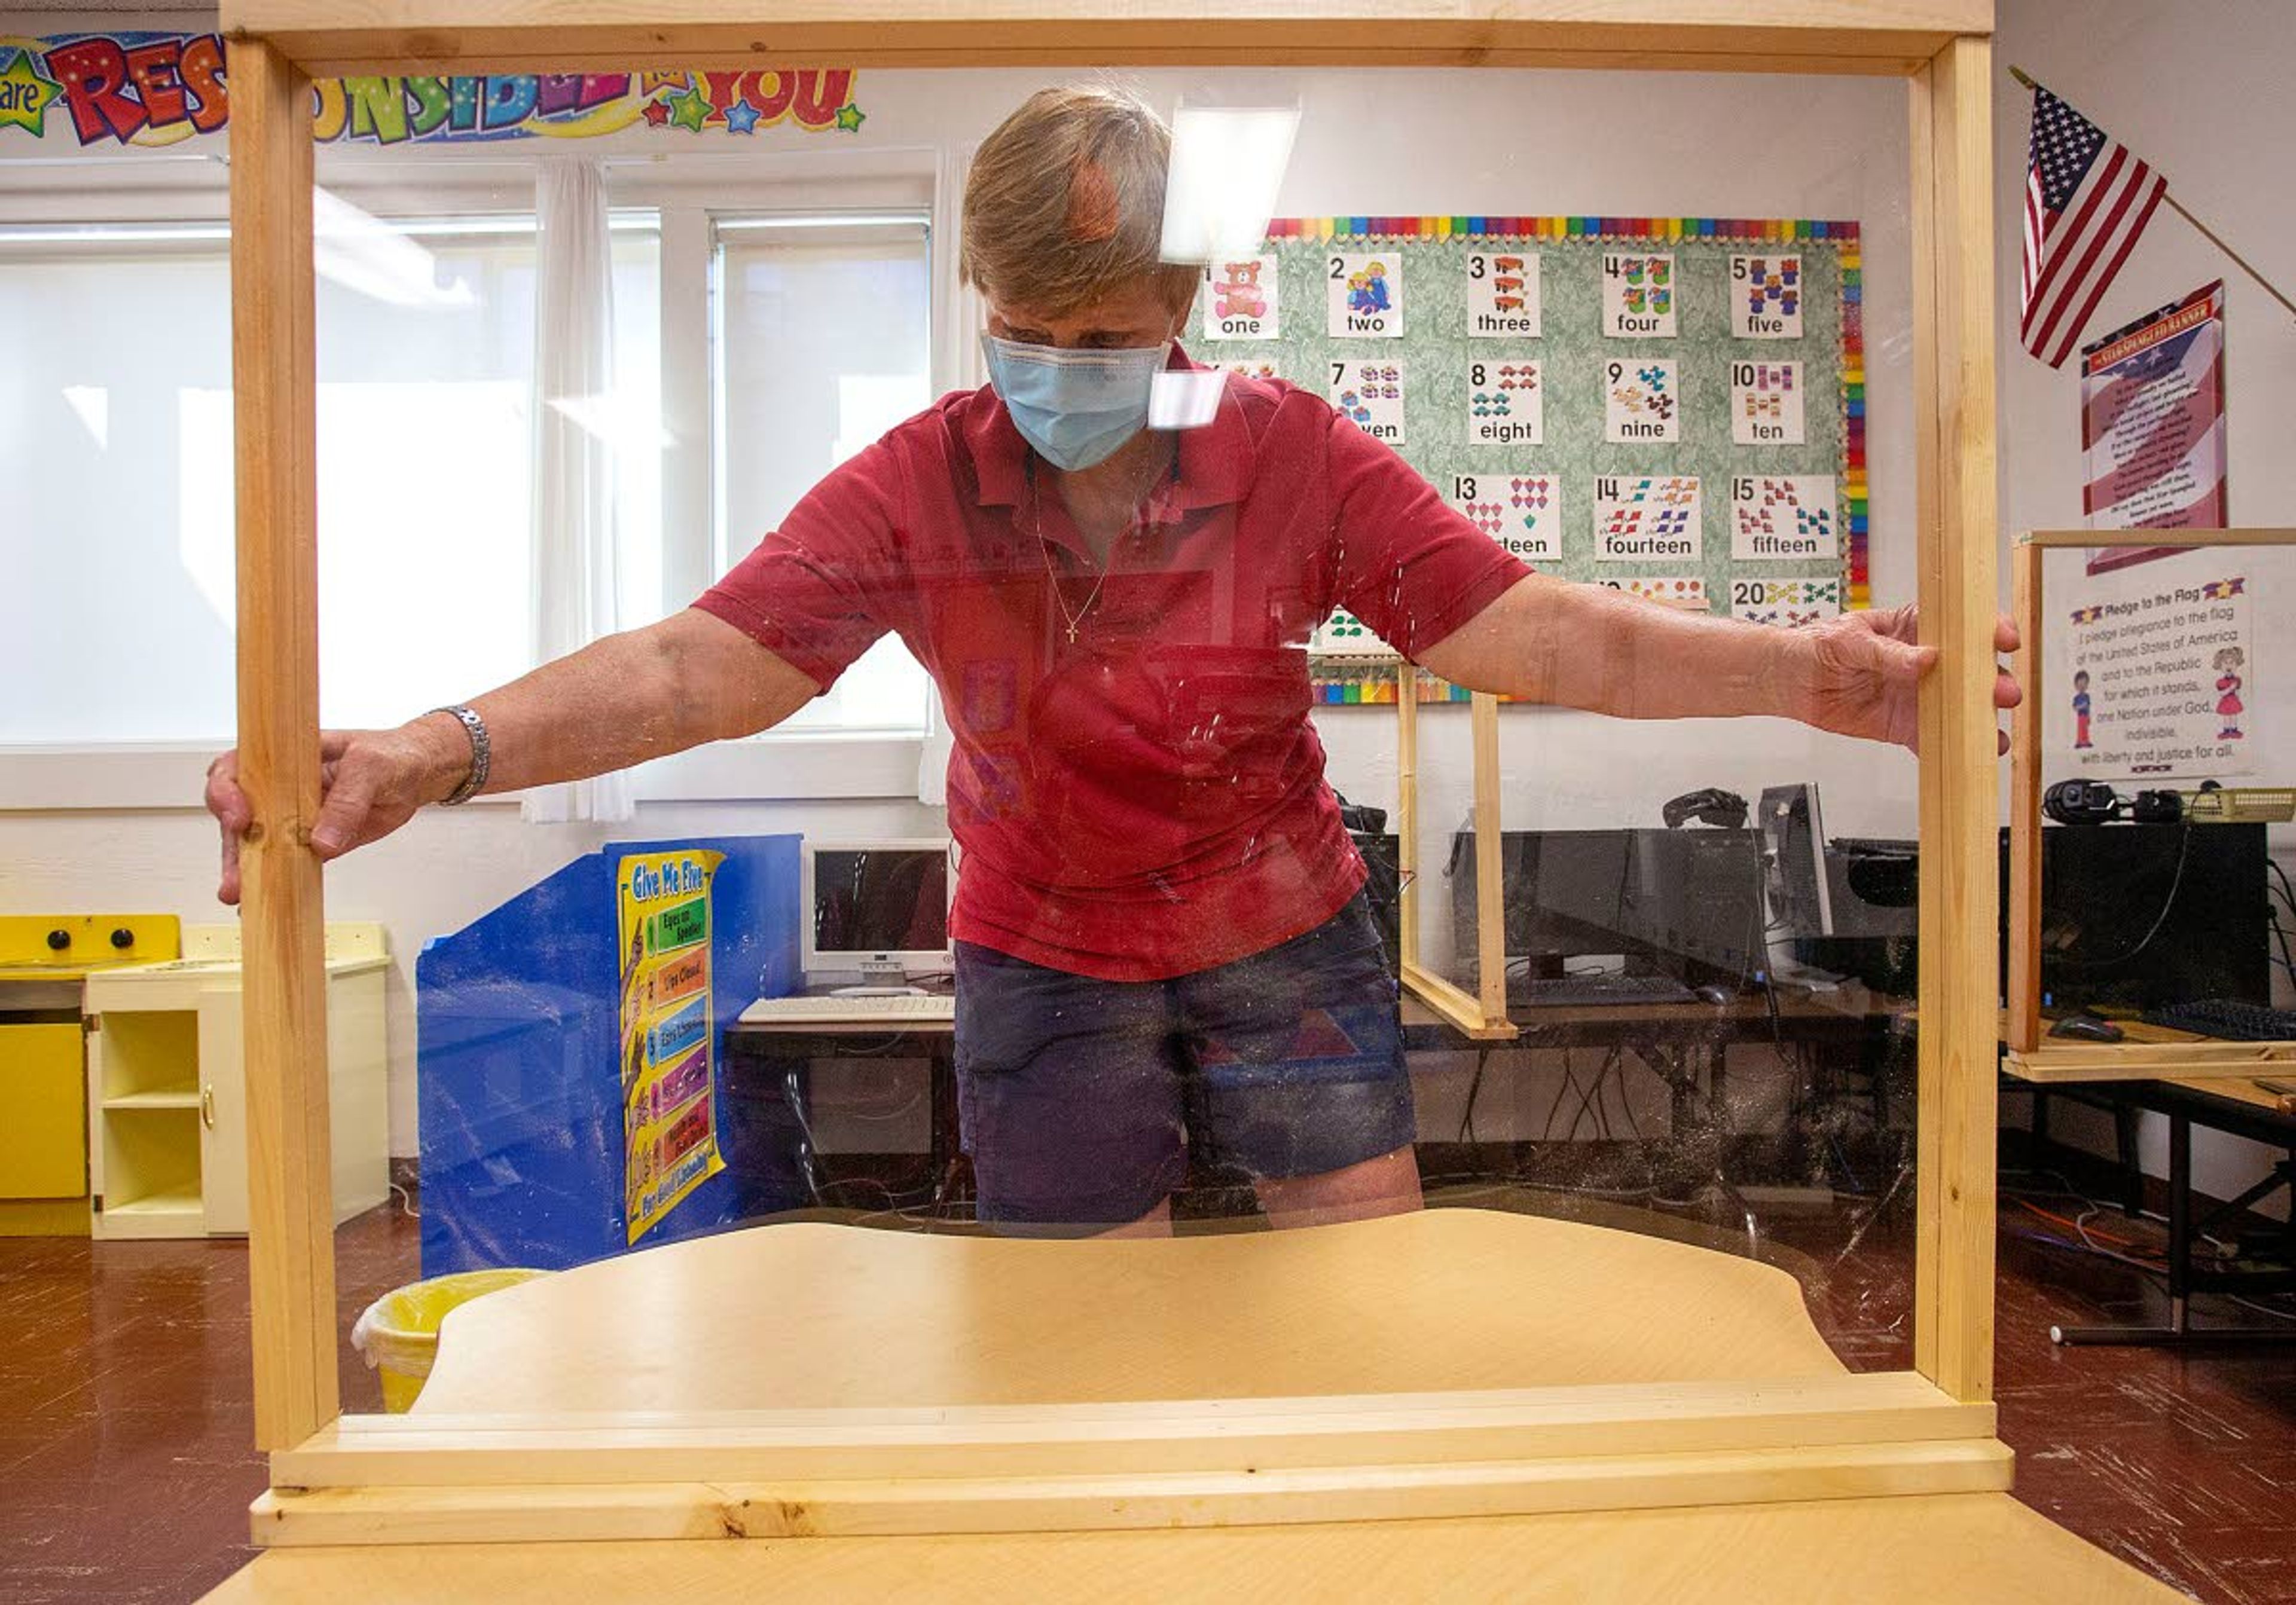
[{"x1": 1024, "y1": 451, "x2": 1174, "y2": 645}]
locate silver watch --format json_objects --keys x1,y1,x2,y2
[{"x1": 430, "y1": 705, "x2": 491, "y2": 806}]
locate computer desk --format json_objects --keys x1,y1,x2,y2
[
  {"x1": 2042, "y1": 1068, "x2": 2296, "y2": 1350},
  {"x1": 1999, "y1": 1012, "x2": 2296, "y2": 1348},
  {"x1": 720, "y1": 983, "x2": 1909, "y2": 1216},
  {"x1": 723, "y1": 1011, "x2": 962, "y2": 1210},
  {"x1": 1402, "y1": 983, "x2": 1912, "y2": 1190}
]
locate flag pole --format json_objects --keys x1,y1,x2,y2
[{"x1": 2011, "y1": 64, "x2": 2296, "y2": 322}]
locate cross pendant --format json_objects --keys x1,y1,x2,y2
[{"x1": 1064, "y1": 622, "x2": 1079, "y2": 644}]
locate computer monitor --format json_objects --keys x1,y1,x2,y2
[
  {"x1": 1632, "y1": 828, "x2": 1767, "y2": 982},
  {"x1": 800, "y1": 839, "x2": 954, "y2": 986},
  {"x1": 1758, "y1": 783, "x2": 1834, "y2": 938},
  {"x1": 1449, "y1": 828, "x2": 1766, "y2": 988}
]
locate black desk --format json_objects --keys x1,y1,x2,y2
[
  {"x1": 722, "y1": 1015, "x2": 960, "y2": 1215},
  {"x1": 1401, "y1": 983, "x2": 1910, "y2": 1195},
  {"x1": 2048, "y1": 1074, "x2": 2296, "y2": 1349},
  {"x1": 722, "y1": 982, "x2": 1911, "y2": 1218}
]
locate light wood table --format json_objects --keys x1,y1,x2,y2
[
  {"x1": 206, "y1": 1210, "x2": 2182, "y2": 1601},
  {"x1": 417, "y1": 1207, "x2": 1849, "y2": 1411},
  {"x1": 206, "y1": 1492, "x2": 2178, "y2": 1603}
]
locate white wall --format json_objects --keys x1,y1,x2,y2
[{"x1": 1993, "y1": 0, "x2": 2296, "y2": 1214}]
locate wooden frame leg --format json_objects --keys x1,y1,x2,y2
[
  {"x1": 1394, "y1": 669, "x2": 1515, "y2": 1042},
  {"x1": 2007, "y1": 541, "x2": 2044, "y2": 1051},
  {"x1": 1909, "y1": 32, "x2": 1999, "y2": 1405},
  {"x1": 230, "y1": 36, "x2": 340, "y2": 1451},
  {"x1": 1397, "y1": 663, "x2": 1419, "y2": 973},
  {"x1": 1470, "y1": 691, "x2": 1506, "y2": 1023}
]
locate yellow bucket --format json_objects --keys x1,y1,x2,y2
[{"x1": 351, "y1": 1267, "x2": 551, "y2": 1412}]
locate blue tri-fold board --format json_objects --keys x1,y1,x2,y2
[{"x1": 415, "y1": 834, "x2": 801, "y2": 1275}]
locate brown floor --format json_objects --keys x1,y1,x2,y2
[{"x1": 2, "y1": 1185, "x2": 2292, "y2": 1605}]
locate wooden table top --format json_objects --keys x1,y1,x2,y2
[
  {"x1": 203, "y1": 1212, "x2": 2176, "y2": 1604},
  {"x1": 413, "y1": 1208, "x2": 1846, "y2": 1415}
]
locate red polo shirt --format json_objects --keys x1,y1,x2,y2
[{"x1": 696, "y1": 351, "x2": 1529, "y2": 982}]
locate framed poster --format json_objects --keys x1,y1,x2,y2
[{"x1": 2080, "y1": 280, "x2": 2227, "y2": 576}]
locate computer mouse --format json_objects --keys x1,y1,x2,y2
[
  {"x1": 1693, "y1": 984, "x2": 1734, "y2": 1005},
  {"x1": 2048, "y1": 1012, "x2": 2124, "y2": 1043}
]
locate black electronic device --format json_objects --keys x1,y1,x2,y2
[
  {"x1": 2141, "y1": 998, "x2": 2296, "y2": 1043},
  {"x1": 1449, "y1": 827, "x2": 1766, "y2": 990},
  {"x1": 2130, "y1": 789, "x2": 2184, "y2": 824},
  {"x1": 1778, "y1": 823, "x2": 2273, "y2": 1008},
  {"x1": 1510, "y1": 973, "x2": 1695, "y2": 1008},
  {"x1": 1757, "y1": 783, "x2": 1834, "y2": 938},
  {"x1": 2017, "y1": 822, "x2": 2270, "y2": 1013},
  {"x1": 2042, "y1": 779, "x2": 2122, "y2": 825},
  {"x1": 1662, "y1": 787, "x2": 1749, "y2": 830},
  {"x1": 2048, "y1": 1011, "x2": 2124, "y2": 1043},
  {"x1": 1333, "y1": 791, "x2": 1387, "y2": 835}
]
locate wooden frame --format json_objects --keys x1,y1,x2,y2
[
  {"x1": 2004, "y1": 528, "x2": 2296, "y2": 1085},
  {"x1": 222, "y1": 0, "x2": 2005, "y2": 1546},
  {"x1": 1397, "y1": 683, "x2": 1517, "y2": 1040}
]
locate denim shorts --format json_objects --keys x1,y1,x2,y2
[{"x1": 952, "y1": 891, "x2": 1415, "y2": 1232}]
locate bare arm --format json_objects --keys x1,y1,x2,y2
[
  {"x1": 411, "y1": 607, "x2": 820, "y2": 797},
  {"x1": 206, "y1": 608, "x2": 819, "y2": 903},
  {"x1": 1416, "y1": 573, "x2": 2019, "y2": 747}
]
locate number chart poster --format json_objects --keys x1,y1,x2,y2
[
  {"x1": 616, "y1": 848, "x2": 726, "y2": 1243},
  {"x1": 1200, "y1": 218, "x2": 1864, "y2": 695}
]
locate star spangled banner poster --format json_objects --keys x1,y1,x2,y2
[{"x1": 2080, "y1": 282, "x2": 2226, "y2": 576}]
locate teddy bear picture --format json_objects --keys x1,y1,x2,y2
[{"x1": 1213, "y1": 258, "x2": 1268, "y2": 321}]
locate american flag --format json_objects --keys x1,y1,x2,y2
[{"x1": 2022, "y1": 85, "x2": 2167, "y2": 368}]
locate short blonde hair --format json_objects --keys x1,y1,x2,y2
[{"x1": 960, "y1": 85, "x2": 1199, "y2": 320}]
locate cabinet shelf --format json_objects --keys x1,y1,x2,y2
[
  {"x1": 94, "y1": 1009, "x2": 199, "y2": 1102},
  {"x1": 96, "y1": 1188, "x2": 205, "y2": 1240},
  {"x1": 102, "y1": 1091, "x2": 201, "y2": 1111},
  {"x1": 102, "y1": 1188, "x2": 202, "y2": 1216}
]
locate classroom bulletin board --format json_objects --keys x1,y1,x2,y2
[{"x1": 1204, "y1": 217, "x2": 1868, "y2": 704}]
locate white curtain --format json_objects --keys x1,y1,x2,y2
[
  {"x1": 918, "y1": 143, "x2": 987, "y2": 807},
  {"x1": 524, "y1": 158, "x2": 636, "y2": 824}
]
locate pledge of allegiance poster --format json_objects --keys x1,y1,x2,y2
[
  {"x1": 2059, "y1": 571, "x2": 2254, "y2": 779},
  {"x1": 2080, "y1": 281, "x2": 2227, "y2": 576},
  {"x1": 616, "y1": 849, "x2": 725, "y2": 1243}
]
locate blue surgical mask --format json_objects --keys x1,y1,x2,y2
[{"x1": 981, "y1": 334, "x2": 1170, "y2": 472}]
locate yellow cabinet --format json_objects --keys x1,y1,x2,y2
[{"x1": 0, "y1": 1021, "x2": 87, "y2": 1199}]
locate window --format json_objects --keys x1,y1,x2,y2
[
  {"x1": 0, "y1": 213, "x2": 662, "y2": 744},
  {"x1": 712, "y1": 213, "x2": 934, "y2": 735}
]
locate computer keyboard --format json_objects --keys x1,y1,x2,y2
[
  {"x1": 1831, "y1": 836, "x2": 1918, "y2": 858},
  {"x1": 738, "y1": 992, "x2": 955, "y2": 1025},
  {"x1": 2140, "y1": 998, "x2": 2296, "y2": 1043},
  {"x1": 1510, "y1": 974, "x2": 1696, "y2": 1008}
]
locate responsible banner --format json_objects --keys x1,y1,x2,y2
[
  {"x1": 0, "y1": 32, "x2": 862, "y2": 146},
  {"x1": 2058, "y1": 568, "x2": 2254, "y2": 779},
  {"x1": 2080, "y1": 281, "x2": 2226, "y2": 576},
  {"x1": 616, "y1": 848, "x2": 726, "y2": 1243}
]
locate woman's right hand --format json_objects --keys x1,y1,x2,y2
[{"x1": 205, "y1": 717, "x2": 468, "y2": 906}]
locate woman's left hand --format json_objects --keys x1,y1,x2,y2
[{"x1": 1800, "y1": 603, "x2": 2022, "y2": 752}]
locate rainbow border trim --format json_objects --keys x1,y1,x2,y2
[{"x1": 1269, "y1": 216, "x2": 1869, "y2": 704}]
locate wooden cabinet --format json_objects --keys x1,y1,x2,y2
[{"x1": 84, "y1": 924, "x2": 390, "y2": 1240}]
